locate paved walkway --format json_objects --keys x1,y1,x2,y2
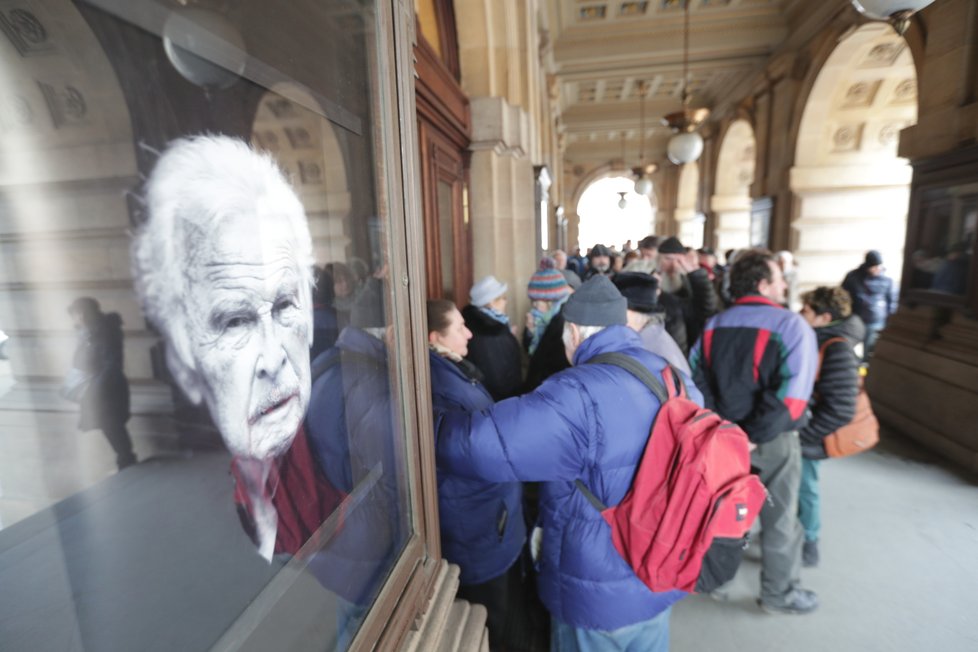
[{"x1": 671, "y1": 430, "x2": 978, "y2": 652}]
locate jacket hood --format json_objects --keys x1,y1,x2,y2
[{"x1": 817, "y1": 313, "x2": 865, "y2": 345}]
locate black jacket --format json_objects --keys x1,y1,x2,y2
[
  {"x1": 523, "y1": 310, "x2": 570, "y2": 392},
  {"x1": 658, "y1": 292, "x2": 689, "y2": 355},
  {"x1": 462, "y1": 305, "x2": 524, "y2": 401},
  {"x1": 667, "y1": 268, "x2": 719, "y2": 348},
  {"x1": 799, "y1": 315, "x2": 866, "y2": 459}
]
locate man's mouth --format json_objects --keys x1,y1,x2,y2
[{"x1": 249, "y1": 391, "x2": 298, "y2": 425}]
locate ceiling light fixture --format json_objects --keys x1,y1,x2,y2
[
  {"x1": 617, "y1": 191, "x2": 628, "y2": 210},
  {"x1": 849, "y1": 1, "x2": 936, "y2": 35},
  {"x1": 632, "y1": 80, "x2": 657, "y2": 197},
  {"x1": 662, "y1": 0, "x2": 709, "y2": 165}
]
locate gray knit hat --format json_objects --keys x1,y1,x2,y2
[
  {"x1": 562, "y1": 275, "x2": 627, "y2": 326},
  {"x1": 470, "y1": 275, "x2": 508, "y2": 307}
]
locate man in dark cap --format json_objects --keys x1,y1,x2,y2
[
  {"x1": 584, "y1": 243, "x2": 614, "y2": 279},
  {"x1": 613, "y1": 272, "x2": 691, "y2": 375},
  {"x1": 842, "y1": 250, "x2": 897, "y2": 361},
  {"x1": 624, "y1": 235, "x2": 659, "y2": 274},
  {"x1": 435, "y1": 276, "x2": 702, "y2": 651},
  {"x1": 656, "y1": 235, "x2": 719, "y2": 350}
]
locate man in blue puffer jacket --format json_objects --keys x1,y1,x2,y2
[
  {"x1": 436, "y1": 276, "x2": 703, "y2": 652},
  {"x1": 842, "y1": 250, "x2": 897, "y2": 361}
]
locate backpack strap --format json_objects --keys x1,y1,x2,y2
[
  {"x1": 576, "y1": 352, "x2": 681, "y2": 511},
  {"x1": 586, "y1": 352, "x2": 671, "y2": 404}
]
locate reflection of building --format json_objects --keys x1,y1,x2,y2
[{"x1": 1, "y1": 0, "x2": 977, "y2": 650}]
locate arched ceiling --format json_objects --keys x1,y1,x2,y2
[{"x1": 547, "y1": 0, "x2": 833, "y2": 174}]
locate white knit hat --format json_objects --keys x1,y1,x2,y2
[{"x1": 470, "y1": 275, "x2": 508, "y2": 307}]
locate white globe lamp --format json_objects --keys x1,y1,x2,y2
[
  {"x1": 667, "y1": 131, "x2": 704, "y2": 165},
  {"x1": 634, "y1": 176, "x2": 654, "y2": 197},
  {"x1": 850, "y1": 0, "x2": 936, "y2": 34}
]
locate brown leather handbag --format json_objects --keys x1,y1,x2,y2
[{"x1": 818, "y1": 337, "x2": 880, "y2": 458}]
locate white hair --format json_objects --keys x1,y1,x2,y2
[
  {"x1": 562, "y1": 322, "x2": 606, "y2": 350},
  {"x1": 629, "y1": 310, "x2": 667, "y2": 330},
  {"x1": 131, "y1": 135, "x2": 315, "y2": 369}
]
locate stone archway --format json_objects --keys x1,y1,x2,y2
[
  {"x1": 575, "y1": 175, "x2": 656, "y2": 252},
  {"x1": 710, "y1": 119, "x2": 756, "y2": 254},
  {"x1": 789, "y1": 23, "x2": 918, "y2": 293}
]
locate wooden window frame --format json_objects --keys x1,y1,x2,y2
[{"x1": 344, "y1": 1, "x2": 444, "y2": 649}]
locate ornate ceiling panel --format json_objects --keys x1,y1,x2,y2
[{"x1": 549, "y1": 0, "x2": 807, "y2": 167}]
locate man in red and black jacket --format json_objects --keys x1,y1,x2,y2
[{"x1": 690, "y1": 249, "x2": 819, "y2": 615}]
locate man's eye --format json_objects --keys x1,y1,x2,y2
[
  {"x1": 274, "y1": 297, "x2": 298, "y2": 314},
  {"x1": 224, "y1": 315, "x2": 251, "y2": 330}
]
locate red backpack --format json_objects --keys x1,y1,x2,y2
[{"x1": 579, "y1": 353, "x2": 767, "y2": 594}]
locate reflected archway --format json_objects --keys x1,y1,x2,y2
[{"x1": 251, "y1": 86, "x2": 352, "y2": 265}]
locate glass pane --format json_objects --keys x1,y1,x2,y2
[
  {"x1": 0, "y1": 1, "x2": 413, "y2": 650},
  {"x1": 437, "y1": 178, "x2": 455, "y2": 298},
  {"x1": 908, "y1": 185, "x2": 976, "y2": 295}
]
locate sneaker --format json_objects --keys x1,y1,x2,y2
[
  {"x1": 708, "y1": 586, "x2": 731, "y2": 602},
  {"x1": 758, "y1": 588, "x2": 819, "y2": 615},
  {"x1": 802, "y1": 540, "x2": 819, "y2": 568}
]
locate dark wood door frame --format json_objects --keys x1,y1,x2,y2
[{"x1": 415, "y1": 25, "x2": 471, "y2": 304}]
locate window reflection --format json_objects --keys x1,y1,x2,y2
[
  {"x1": 0, "y1": 1, "x2": 412, "y2": 650},
  {"x1": 909, "y1": 185, "x2": 977, "y2": 296}
]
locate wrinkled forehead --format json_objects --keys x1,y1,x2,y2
[{"x1": 181, "y1": 210, "x2": 302, "y2": 272}]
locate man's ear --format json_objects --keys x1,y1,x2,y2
[
  {"x1": 166, "y1": 344, "x2": 203, "y2": 405},
  {"x1": 568, "y1": 322, "x2": 581, "y2": 347}
]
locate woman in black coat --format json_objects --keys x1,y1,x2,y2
[
  {"x1": 68, "y1": 297, "x2": 136, "y2": 470},
  {"x1": 462, "y1": 276, "x2": 524, "y2": 401},
  {"x1": 797, "y1": 287, "x2": 865, "y2": 567}
]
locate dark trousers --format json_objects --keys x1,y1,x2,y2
[
  {"x1": 102, "y1": 423, "x2": 136, "y2": 470},
  {"x1": 458, "y1": 561, "x2": 518, "y2": 650}
]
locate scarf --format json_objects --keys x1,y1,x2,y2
[
  {"x1": 478, "y1": 306, "x2": 510, "y2": 326},
  {"x1": 429, "y1": 341, "x2": 463, "y2": 363},
  {"x1": 528, "y1": 296, "x2": 567, "y2": 355}
]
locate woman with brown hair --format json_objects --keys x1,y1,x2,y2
[{"x1": 427, "y1": 299, "x2": 525, "y2": 649}]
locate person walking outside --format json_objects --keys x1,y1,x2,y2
[{"x1": 66, "y1": 297, "x2": 136, "y2": 470}]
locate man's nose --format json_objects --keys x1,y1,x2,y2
[{"x1": 255, "y1": 316, "x2": 287, "y2": 378}]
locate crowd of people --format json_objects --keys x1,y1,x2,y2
[
  {"x1": 427, "y1": 237, "x2": 899, "y2": 651},
  {"x1": 81, "y1": 133, "x2": 899, "y2": 650}
]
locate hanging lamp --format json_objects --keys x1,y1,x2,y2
[
  {"x1": 662, "y1": 0, "x2": 709, "y2": 165},
  {"x1": 849, "y1": 1, "x2": 936, "y2": 35},
  {"x1": 632, "y1": 80, "x2": 657, "y2": 196}
]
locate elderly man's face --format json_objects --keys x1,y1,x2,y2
[{"x1": 181, "y1": 212, "x2": 311, "y2": 460}]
